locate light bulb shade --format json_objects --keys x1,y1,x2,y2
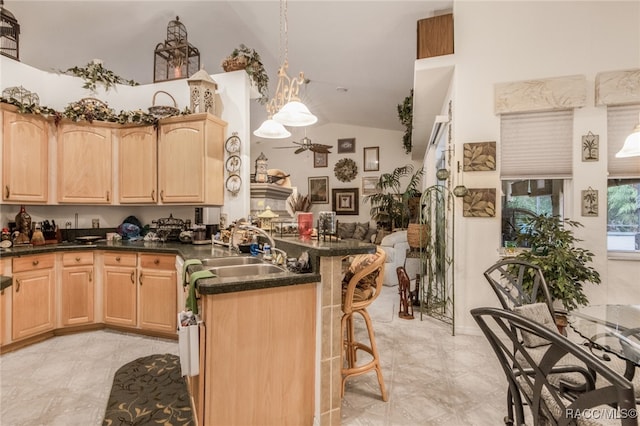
[
  {"x1": 273, "y1": 101, "x2": 318, "y2": 127},
  {"x1": 253, "y1": 119, "x2": 292, "y2": 139},
  {"x1": 615, "y1": 125, "x2": 640, "y2": 158}
]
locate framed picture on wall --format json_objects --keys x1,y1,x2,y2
[
  {"x1": 332, "y1": 188, "x2": 359, "y2": 215},
  {"x1": 337, "y1": 138, "x2": 356, "y2": 153},
  {"x1": 362, "y1": 176, "x2": 379, "y2": 195},
  {"x1": 309, "y1": 176, "x2": 329, "y2": 204},
  {"x1": 363, "y1": 147, "x2": 379, "y2": 171},
  {"x1": 314, "y1": 151, "x2": 328, "y2": 168}
]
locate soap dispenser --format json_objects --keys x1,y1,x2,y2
[{"x1": 249, "y1": 235, "x2": 259, "y2": 256}]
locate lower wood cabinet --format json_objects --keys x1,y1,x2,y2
[
  {"x1": 61, "y1": 252, "x2": 94, "y2": 326},
  {"x1": 12, "y1": 254, "x2": 55, "y2": 341},
  {"x1": 139, "y1": 254, "x2": 177, "y2": 333},
  {"x1": 103, "y1": 252, "x2": 137, "y2": 327}
]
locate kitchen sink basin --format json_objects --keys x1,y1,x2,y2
[
  {"x1": 207, "y1": 263, "x2": 286, "y2": 278},
  {"x1": 200, "y1": 256, "x2": 264, "y2": 267}
]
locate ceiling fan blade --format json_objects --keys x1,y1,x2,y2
[
  {"x1": 294, "y1": 147, "x2": 307, "y2": 154},
  {"x1": 310, "y1": 145, "x2": 331, "y2": 153},
  {"x1": 274, "y1": 146, "x2": 297, "y2": 149}
]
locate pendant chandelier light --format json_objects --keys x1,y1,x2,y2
[
  {"x1": 254, "y1": 0, "x2": 317, "y2": 139},
  {"x1": 615, "y1": 112, "x2": 640, "y2": 158}
]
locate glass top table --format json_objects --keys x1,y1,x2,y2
[{"x1": 568, "y1": 304, "x2": 640, "y2": 379}]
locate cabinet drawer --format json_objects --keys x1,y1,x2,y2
[
  {"x1": 13, "y1": 254, "x2": 55, "y2": 273},
  {"x1": 62, "y1": 251, "x2": 94, "y2": 266},
  {"x1": 140, "y1": 254, "x2": 175, "y2": 270},
  {"x1": 103, "y1": 252, "x2": 137, "y2": 267}
]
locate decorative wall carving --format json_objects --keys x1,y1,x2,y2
[
  {"x1": 595, "y1": 68, "x2": 640, "y2": 106},
  {"x1": 494, "y1": 75, "x2": 586, "y2": 114}
]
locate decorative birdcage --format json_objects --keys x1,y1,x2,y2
[
  {"x1": 153, "y1": 16, "x2": 200, "y2": 82},
  {"x1": 0, "y1": 0, "x2": 20, "y2": 60},
  {"x1": 187, "y1": 68, "x2": 218, "y2": 115},
  {"x1": 2, "y1": 86, "x2": 38, "y2": 105}
]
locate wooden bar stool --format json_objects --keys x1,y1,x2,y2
[{"x1": 341, "y1": 247, "x2": 388, "y2": 401}]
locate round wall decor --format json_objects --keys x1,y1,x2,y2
[{"x1": 334, "y1": 158, "x2": 358, "y2": 182}]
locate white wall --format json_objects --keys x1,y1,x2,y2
[
  {"x1": 250, "y1": 123, "x2": 421, "y2": 224},
  {"x1": 439, "y1": 0, "x2": 640, "y2": 334},
  {"x1": 0, "y1": 58, "x2": 252, "y2": 229}
]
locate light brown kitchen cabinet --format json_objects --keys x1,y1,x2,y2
[
  {"x1": 138, "y1": 254, "x2": 177, "y2": 334},
  {"x1": 118, "y1": 125, "x2": 157, "y2": 204},
  {"x1": 1, "y1": 105, "x2": 50, "y2": 203},
  {"x1": 158, "y1": 113, "x2": 226, "y2": 205},
  {"x1": 103, "y1": 252, "x2": 137, "y2": 327},
  {"x1": 11, "y1": 254, "x2": 55, "y2": 341},
  {"x1": 57, "y1": 121, "x2": 113, "y2": 204},
  {"x1": 61, "y1": 252, "x2": 94, "y2": 326}
]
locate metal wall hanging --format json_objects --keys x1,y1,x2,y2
[
  {"x1": 581, "y1": 187, "x2": 598, "y2": 217},
  {"x1": 581, "y1": 131, "x2": 599, "y2": 162},
  {"x1": 0, "y1": 0, "x2": 20, "y2": 60},
  {"x1": 463, "y1": 141, "x2": 496, "y2": 171},
  {"x1": 154, "y1": 16, "x2": 200, "y2": 82},
  {"x1": 2, "y1": 86, "x2": 38, "y2": 105}
]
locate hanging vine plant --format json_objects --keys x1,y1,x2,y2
[
  {"x1": 397, "y1": 89, "x2": 413, "y2": 154},
  {"x1": 59, "y1": 60, "x2": 139, "y2": 93}
]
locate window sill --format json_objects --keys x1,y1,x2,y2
[{"x1": 607, "y1": 250, "x2": 640, "y2": 261}]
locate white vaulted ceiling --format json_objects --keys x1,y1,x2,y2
[{"x1": 6, "y1": 0, "x2": 452, "y2": 141}]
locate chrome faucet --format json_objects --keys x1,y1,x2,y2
[
  {"x1": 270, "y1": 247, "x2": 287, "y2": 266},
  {"x1": 237, "y1": 224, "x2": 276, "y2": 249}
]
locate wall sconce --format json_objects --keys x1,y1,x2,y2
[{"x1": 453, "y1": 161, "x2": 468, "y2": 197}]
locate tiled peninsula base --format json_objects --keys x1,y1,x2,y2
[{"x1": 319, "y1": 255, "x2": 345, "y2": 426}]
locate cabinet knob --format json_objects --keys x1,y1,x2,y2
[
  {"x1": 115, "y1": 256, "x2": 121, "y2": 262},
  {"x1": 106, "y1": 191, "x2": 110, "y2": 202},
  {"x1": 5, "y1": 185, "x2": 9, "y2": 199},
  {"x1": 139, "y1": 273, "x2": 143, "y2": 285},
  {"x1": 130, "y1": 271, "x2": 135, "y2": 284},
  {"x1": 151, "y1": 190, "x2": 156, "y2": 202},
  {"x1": 160, "y1": 190, "x2": 165, "y2": 201},
  {"x1": 32, "y1": 260, "x2": 39, "y2": 266},
  {"x1": 75, "y1": 256, "x2": 81, "y2": 262},
  {"x1": 154, "y1": 259, "x2": 160, "y2": 265},
  {"x1": 15, "y1": 278, "x2": 20, "y2": 292}
]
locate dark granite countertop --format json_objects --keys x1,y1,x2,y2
[
  {"x1": 0, "y1": 275, "x2": 11, "y2": 291},
  {"x1": 0, "y1": 237, "x2": 371, "y2": 294}
]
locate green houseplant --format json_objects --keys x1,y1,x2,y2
[
  {"x1": 397, "y1": 90, "x2": 413, "y2": 154},
  {"x1": 363, "y1": 164, "x2": 424, "y2": 230},
  {"x1": 514, "y1": 214, "x2": 601, "y2": 311},
  {"x1": 222, "y1": 44, "x2": 269, "y2": 104}
]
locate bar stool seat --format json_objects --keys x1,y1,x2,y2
[{"x1": 341, "y1": 247, "x2": 388, "y2": 401}]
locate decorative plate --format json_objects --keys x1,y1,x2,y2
[
  {"x1": 334, "y1": 158, "x2": 358, "y2": 182},
  {"x1": 225, "y1": 155, "x2": 241, "y2": 173},
  {"x1": 225, "y1": 134, "x2": 241, "y2": 153}
]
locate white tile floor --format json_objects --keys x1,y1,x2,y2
[{"x1": 0, "y1": 288, "x2": 506, "y2": 426}]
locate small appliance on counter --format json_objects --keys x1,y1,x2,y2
[
  {"x1": 192, "y1": 225, "x2": 209, "y2": 245},
  {"x1": 195, "y1": 207, "x2": 220, "y2": 240}
]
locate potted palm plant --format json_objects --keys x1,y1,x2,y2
[
  {"x1": 221, "y1": 44, "x2": 269, "y2": 104},
  {"x1": 514, "y1": 214, "x2": 601, "y2": 312},
  {"x1": 363, "y1": 164, "x2": 424, "y2": 230}
]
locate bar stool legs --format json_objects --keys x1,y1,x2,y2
[{"x1": 341, "y1": 307, "x2": 388, "y2": 401}]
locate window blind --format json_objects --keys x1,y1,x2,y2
[
  {"x1": 607, "y1": 104, "x2": 640, "y2": 178},
  {"x1": 500, "y1": 110, "x2": 573, "y2": 179}
]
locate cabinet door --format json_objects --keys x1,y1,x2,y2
[
  {"x1": 139, "y1": 268, "x2": 177, "y2": 333},
  {"x1": 158, "y1": 120, "x2": 205, "y2": 203},
  {"x1": 2, "y1": 109, "x2": 49, "y2": 203},
  {"x1": 103, "y1": 266, "x2": 137, "y2": 327},
  {"x1": 12, "y1": 268, "x2": 55, "y2": 340},
  {"x1": 119, "y1": 126, "x2": 157, "y2": 204},
  {"x1": 58, "y1": 123, "x2": 113, "y2": 203},
  {"x1": 61, "y1": 265, "x2": 94, "y2": 326}
]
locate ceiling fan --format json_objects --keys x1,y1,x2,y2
[{"x1": 274, "y1": 136, "x2": 332, "y2": 154}]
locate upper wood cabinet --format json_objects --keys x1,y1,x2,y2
[
  {"x1": 57, "y1": 121, "x2": 113, "y2": 204},
  {"x1": 118, "y1": 125, "x2": 157, "y2": 204},
  {"x1": 158, "y1": 113, "x2": 227, "y2": 205},
  {"x1": 1, "y1": 105, "x2": 50, "y2": 203}
]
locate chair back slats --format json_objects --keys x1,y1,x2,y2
[
  {"x1": 484, "y1": 259, "x2": 555, "y2": 317},
  {"x1": 472, "y1": 307, "x2": 638, "y2": 426},
  {"x1": 342, "y1": 247, "x2": 387, "y2": 313}
]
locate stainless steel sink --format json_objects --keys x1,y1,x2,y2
[
  {"x1": 200, "y1": 256, "x2": 264, "y2": 267},
  {"x1": 207, "y1": 263, "x2": 286, "y2": 278}
]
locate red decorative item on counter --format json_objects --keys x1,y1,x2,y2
[{"x1": 297, "y1": 212, "x2": 313, "y2": 240}]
